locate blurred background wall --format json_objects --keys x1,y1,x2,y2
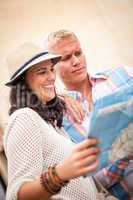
[{"x1": 0, "y1": 0, "x2": 133, "y2": 129}]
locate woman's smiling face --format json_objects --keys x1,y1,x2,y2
[{"x1": 25, "y1": 59, "x2": 56, "y2": 102}]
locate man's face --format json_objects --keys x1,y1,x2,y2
[{"x1": 49, "y1": 37, "x2": 88, "y2": 87}]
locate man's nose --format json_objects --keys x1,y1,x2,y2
[{"x1": 72, "y1": 55, "x2": 80, "y2": 66}]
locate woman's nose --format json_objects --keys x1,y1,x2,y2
[{"x1": 47, "y1": 71, "x2": 55, "y2": 81}]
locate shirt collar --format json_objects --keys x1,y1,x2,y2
[
  {"x1": 65, "y1": 73, "x2": 108, "y2": 100},
  {"x1": 89, "y1": 73, "x2": 108, "y2": 86}
]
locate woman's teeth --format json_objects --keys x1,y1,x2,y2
[{"x1": 44, "y1": 85, "x2": 54, "y2": 88}]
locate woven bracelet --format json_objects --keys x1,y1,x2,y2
[
  {"x1": 50, "y1": 164, "x2": 69, "y2": 187},
  {"x1": 40, "y1": 171, "x2": 61, "y2": 194}
]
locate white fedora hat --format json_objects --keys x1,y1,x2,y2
[{"x1": 5, "y1": 42, "x2": 61, "y2": 86}]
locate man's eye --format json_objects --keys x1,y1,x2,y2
[{"x1": 75, "y1": 51, "x2": 82, "y2": 57}]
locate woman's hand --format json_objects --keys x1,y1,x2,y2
[
  {"x1": 64, "y1": 96, "x2": 85, "y2": 123},
  {"x1": 56, "y1": 138, "x2": 100, "y2": 181}
]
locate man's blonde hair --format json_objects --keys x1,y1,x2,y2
[{"x1": 47, "y1": 29, "x2": 79, "y2": 49}]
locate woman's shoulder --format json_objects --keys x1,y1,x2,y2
[
  {"x1": 5, "y1": 108, "x2": 47, "y2": 137},
  {"x1": 9, "y1": 107, "x2": 43, "y2": 123},
  {"x1": 6, "y1": 108, "x2": 52, "y2": 134},
  {"x1": 4, "y1": 108, "x2": 47, "y2": 152}
]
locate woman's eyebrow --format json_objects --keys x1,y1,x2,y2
[{"x1": 34, "y1": 66, "x2": 47, "y2": 72}]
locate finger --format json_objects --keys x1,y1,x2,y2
[
  {"x1": 73, "y1": 102, "x2": 85, "y2": 122},
  {"x1": 80, "y1": 154, "x2": 98, "y2": 167},
  {"x1": 65, "y1": 97, "x2": 85, "y2": 123},
  {"x1": 76, "y1": 147, "x2": 100, "y2": 160},
  {"x1": 75, "y1": 138, "x2": 100, "y2": 152},
  {"x1": 67, "y1": 104, "x2": 83, "y2": 123},
  {"x1": 79, "y1": 160, "x2": 99, "y2": 176},
  {"x1": 84, "y1": 160, "x2": 99, "y2": 173}
]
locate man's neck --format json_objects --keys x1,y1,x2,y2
[{"x1": 64, "y1": 77, "x2": 92, "y2": 98}]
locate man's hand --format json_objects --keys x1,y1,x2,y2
[{"x1": 64, "y1": 96, "x2": 85, "y2": 123}]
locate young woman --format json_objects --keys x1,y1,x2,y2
[{"x1": 4, "y1": 43, "x2": 100, "y2": 200}]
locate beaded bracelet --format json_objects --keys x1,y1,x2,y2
[
  {"x1": 48, "y1": 166, "x2": 62, "y2": 187},
  {"x1": 40, "y1": 164, "x2": 69, "y2": 195},
  {"x1": 49, "y1": 164, "x2": 69, "y2": 187},
  {"x1": 40, "y1": 171, "x2": 61, "y2": 194}
]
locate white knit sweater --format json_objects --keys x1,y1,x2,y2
[{"x1": 4, "y1": 108, "x2": 97, "y2": 200}]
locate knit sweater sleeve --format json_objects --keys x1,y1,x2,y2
[{"x1": 4, "y1": 108, "x2": 44, "y2": 200}]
